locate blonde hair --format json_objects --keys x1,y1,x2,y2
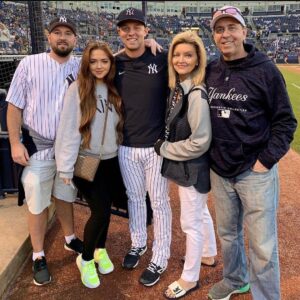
[{"x1": 168, "y1": 31, "x2": 207, "y2": 89}]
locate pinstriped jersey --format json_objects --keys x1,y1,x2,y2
[{"x1": 6, "y1": 53, "x2": 80, "y2": 160}]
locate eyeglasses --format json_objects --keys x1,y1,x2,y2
[{"x1": 212, "y1": 7, "x2": 242, "y2": 18}]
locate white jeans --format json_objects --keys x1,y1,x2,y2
[
  {"x1": 202, "y1": 204, "x2": 217, "y2": 258},
  {"x1": 179, "y1": 185, "x2": 217, "y2": 282},
  {"x1": 118, "y1": 146, "x2": 172, "y2": 267}
]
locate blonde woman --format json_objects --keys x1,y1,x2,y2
[{"x1": 154, "y1": 31, "x2": 217, "y2": 299}]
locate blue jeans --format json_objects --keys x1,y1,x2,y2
[{"x1": 210, "y1": 165, "x2": 280, "y2": 300}]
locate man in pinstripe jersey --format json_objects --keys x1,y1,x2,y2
[
  {"x1": 6, "y1": 17, "x2": 83, "y2": 286},
  {"x1": 115, "y1": 8, "x2": 172, "y2": 287}
]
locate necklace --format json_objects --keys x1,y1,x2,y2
[{"x1": 164, "y1": 84, "x2": 183, "y2": 140}]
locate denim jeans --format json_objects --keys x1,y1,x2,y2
[{"x1": 210, "y1": 165, "x2": 280, "y2": 300}]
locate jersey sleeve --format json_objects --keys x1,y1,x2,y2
[{"x1": 5, "y1": 57, "x2": 28, "y2": 109}]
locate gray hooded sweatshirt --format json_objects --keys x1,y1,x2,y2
[{"x1": 55, "y1": 80, "x2": 119, "y2": 179}]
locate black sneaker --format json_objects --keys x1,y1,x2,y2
[
  {"x1": 139, "y1": 262, "x2": 167, "y2": 287},
  {"x1": 32, "y1": 257, "x2": 51, "y2": 286},
  {"x1": 122, "y1": 245, "x2": 147, "y2": 269},
  {"x1": 64, "y1": 237, "x2": 83, "y2": 254}
]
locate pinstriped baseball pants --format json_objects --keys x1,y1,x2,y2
[{"x1": 118, "y1": 146, "x2": 172, "y2": 268}]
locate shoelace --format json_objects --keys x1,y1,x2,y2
[
  {"x1": 128, "y1": 247, "x2": 143, "y2": 256},
  {"x1": 99, "y1": 251, "x2": 110, "y2": 265},
  {"x1": 99, "y1": 250, "x2": 107, "y2": 259},
  {"x1": 86, "y1": 261, "x2": 97, "y2": 277},
  {"x1": 35, "y1": 258, "x2": 47, "y2": 271},
  {"x1": 147, "y1": 262, "x2": 158, "y2": 274}
]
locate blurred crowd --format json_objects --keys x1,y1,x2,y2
[{"x1": 0, "y1": 1, "x2": 299, "y2": 63}]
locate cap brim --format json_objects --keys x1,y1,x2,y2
[
  {"x1": 117, "y1": 18, "x2": 146, "y2": 27},
  {"x1": 49, "y1": 23, "x2": 76, "y2": 35}
]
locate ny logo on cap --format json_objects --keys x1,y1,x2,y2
[
  {"x1": 59, "y1": 16, "x2": 67, "y2": 23},
  {"x1": 126, "y1": 8, "x2": 135, "y2": 15}
]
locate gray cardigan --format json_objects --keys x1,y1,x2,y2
[
  {"x1": 160, "y1": 78, "x2": 211, "y2": 160},
  {"x1": 159, "y1": 78, "x2": 212, "y2": 193},
  {"x1": 55, "y1": 81, "x2": 119, "y2": 179}
]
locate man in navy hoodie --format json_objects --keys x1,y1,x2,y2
[{"x1": 205, "y1": 6, "x2": 297, "y2": 300}]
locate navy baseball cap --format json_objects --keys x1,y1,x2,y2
[
  {"x1": 49, "y1": 16, "x2": 77, "y2": 35},
  {"x1": 117, "y1": 7, "x2": 146, "y2": 26}
]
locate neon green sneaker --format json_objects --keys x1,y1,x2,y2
[
  {"x1": 76, "y1": 254, "x2": 100, "y2": 288},
  {"x1": 94, "y1": 248, "x2": 114, "y2": 275}
]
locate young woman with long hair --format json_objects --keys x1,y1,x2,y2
[
  {"x1": 55, "y1": 41, "x2": 123, "y2": 288},
  {"x1": 154, "y1": 31, "x2": 217, "y2": 298}
]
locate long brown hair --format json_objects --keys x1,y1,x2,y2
[{"x1": 77, "y1": 41, "x2": 123, "y2": 149}]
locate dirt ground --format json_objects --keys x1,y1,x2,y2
[{"x1": 4, "y1": 149, "x2": 300, "y2": 300}]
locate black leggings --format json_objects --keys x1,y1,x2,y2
[{"x1": 73, "y1": 156, "x2": 124, "y2": 261}]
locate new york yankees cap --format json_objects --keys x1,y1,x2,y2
[
  {"x1": 117, "y1": 7, "x2": 146, "y2": 26},
  {"x1": 211, "y1": 6, "x2": 246, "y2": 30},
  {"x1": 49, "y1": 16, "x2": 77, "y2": 35}
]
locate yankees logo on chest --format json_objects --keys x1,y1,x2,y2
[{"x1": 147, "y1": 63, "x2": 158, "y2": 74}]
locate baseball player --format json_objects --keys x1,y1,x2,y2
[{"x1": 114, "y1": 7, "x2": 172, "y2": 287}]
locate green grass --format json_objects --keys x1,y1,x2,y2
[{"x1": 278, "y1": 66, "x2": 300, "y2": 154}]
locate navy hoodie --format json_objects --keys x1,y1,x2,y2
[{"x1": 206, "y1": 43, "x2": 297, "y2": 178}]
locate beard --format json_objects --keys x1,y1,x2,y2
[{"x1": 51, "y1": 44, "x2": 73, "y2": 57}]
